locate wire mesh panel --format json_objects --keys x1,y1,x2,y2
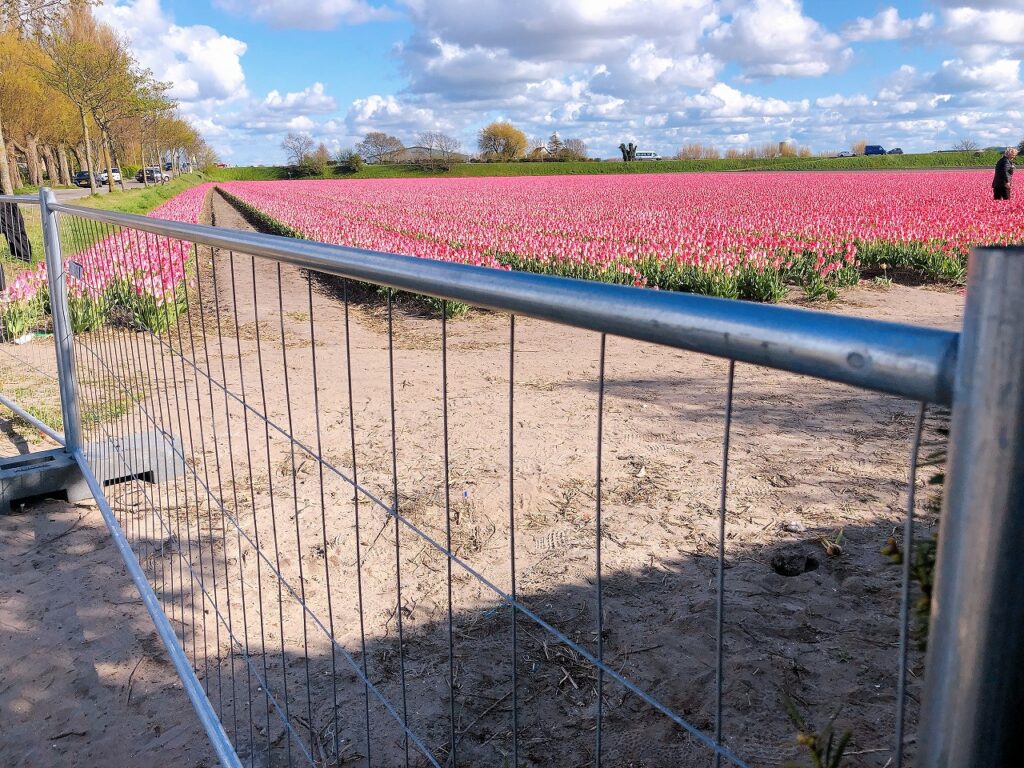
[{"x1": 44, "y1": 199, "x2": 947, "y2": 768}]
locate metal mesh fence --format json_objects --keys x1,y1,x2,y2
[{"x1": 42, "y1": 201, "x2": 947, "y2": 768}]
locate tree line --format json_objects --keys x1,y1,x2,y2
[
  {"x1": 281, "y1": 121, "x2": 590, "y2": 172},
  {"x1": 0, "y1": 0, "x2": 216, "y2": 196}
]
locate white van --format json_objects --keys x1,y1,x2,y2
[{"x1": 635, "y1": 151, "x2": 661, "y2": 161}]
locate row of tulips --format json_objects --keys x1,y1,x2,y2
[
  {"x1": 0, "y1": 184, "x2": 213, "y2": 339},
  {"x1": 218, "y1": 171, "x2": 1022, "y2": 302}
]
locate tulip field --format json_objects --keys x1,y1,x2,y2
[
  {"x1": 218, "y1": 170, "x2": 1022, "y2": 302},
  {"x1": 0, "y1": 183, "x2": 212, "y2": 338},
  {"x1": 2, "y1": 170, "x2": 1021, "y2": 338}
]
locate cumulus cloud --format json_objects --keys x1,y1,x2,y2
[
  {"x1": 709, "y1": 0, "x2": 851, "y2": 78},
  {"x1": 816, "y1": 94, "x2": 873, "y2": 109},
  {"x1": 345, "y1": 94, "x2": 442, "y2": 136},
  {"x1": 97, "y1": 0, "x2": 248, "y2": 104},
  {"x1": 214, "y1": 0, "x2": 394, "y2": 29},
  {"x1": 399, "y1": 0, "x2": 719, "y2": 62},
  {"x1": 843, "y1": 7, "x2": 934, "y2": 42},
  {"x1": 683, "y1": 82, "x2": 807, "y2": 118},
  {"x1": 932, "y1": 57, "x2": 1022, "y2": 92},
  {"x1": 261, "y1": 83, "x2": 337, "y2": 113},
  {"x1": 627, "y1": 46, "x2": 720, "y2": 89},
  {"x1": 940, "y1": 6, "x2": 1024, "y2": 48}
]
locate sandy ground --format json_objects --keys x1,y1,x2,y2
[
  {"x1": 0, "y1": 345, "x2": 216, "y2": 768},
  {"x1": 0, "y1": 188, "x2": 963, "y2": 767}
]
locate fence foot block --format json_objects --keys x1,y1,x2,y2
[
  {"x1": 86, "y1": 431, "x2": 185, "y2": 486},
  {"x1": 0, "y1": 448, "x2": 90, "y2": 513}
]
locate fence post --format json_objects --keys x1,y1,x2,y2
[
  {"x1": 39, "y1": 187, "x2": 83, "y2": 453},
  {"x1": 918, "y1": 245, "x2": 1024, "y2": 766}
]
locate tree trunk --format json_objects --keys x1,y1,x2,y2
[
  {"x1": 41, "y1": 145, "x2": 59, "y2": 185},
  {"x1": 72, "y1": 142, "x2": 86, "y2": 172},
  {"x1": 24, "y1": 134, "x2": 41, "y2": 187},
  {"x1": 140, "y1": 142, "x2": 148, "y2": 188},
  {"x1": 79, "y1": 107, "x2": 97, "y2": 195},
  {"x1": 7, "y1": 143, "x2": 23, "y2": 189},
  {"x1": 110, "y1": 139, "x2": 125, "y2": 192},
  {"x1": 57, "y1": 145, "x2": 72, "y2": 186},
  {"x1": 99, "y1": 126, "x2": 114, "y2": 193},
  {"x1": 0, "y1": 110, "x2": 13, "y2": 196}
]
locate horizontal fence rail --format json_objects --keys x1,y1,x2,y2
[
  {"x1": 2, "y1": 188, "x2": 1018, "y2": 767},
  {"x1": 47, "y1": 202, "x2": 959, "y2": 406}
]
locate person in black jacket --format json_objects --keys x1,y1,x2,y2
[
  {"x1": 0, "y1": 202, "x2": 33, "y2": 292},
  {"x1": 993, "y1": 147, "x2": 1016, "y2": 200}
]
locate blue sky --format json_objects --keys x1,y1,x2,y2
[{"x1": 97, "y1": 0, "x2": 1024, "y2": 164}]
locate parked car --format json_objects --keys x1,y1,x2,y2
[
  {"x1": 135, "y1": 166, "x2": 169, "y2": 183},
  {"x1": 73, "y1": 170, "x2": 94, "y2": 187},
  {"x1": 635, "y1": 151, "x2": 661, "y2": 161},
  {"x1": 864, "y1": 145, "x2": 887, "y2": 155},
  {"x1": 887, "y1": 148, "x2": 904, "y2": 155},
  {"x1": 836, "y1": 150, "x2": 856, "y2": 158},
  {"x1": 163, "y1": 162, "x2": 173, "y2": 171},
  {"x1": 97, "y1": 167, "x2": 121, "y2": 183}
]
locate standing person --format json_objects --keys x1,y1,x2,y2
[
  {"x1": 993, "y1": 147, "x2": 1016, "y2": 200},
  {"x1": 0, "y1": 202, "x2": 33, "y2": 292}
]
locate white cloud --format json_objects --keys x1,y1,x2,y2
[
  {"x1": 683, "y1": 83, "x2": 807, "y2": 119},
  {"x1": 941, "y1": 6, "x2": 1024, "y2": 49},
  {"x1": 931, "y1": 1, "x2": 1024, "y2": 9},
  {"x1": 261, "y1": 82, "x2": 337, "y2": 113},
  {"x1": 843, "y1": 7, "x2": 934, "y2": 42},
  {"x1": 97, "y1": 0, "x2": 248, "y2": 104},
  {"x1": 709, "y1": 0, "x2": 851, "y2": 78},
  {"x1": 286, "y1": 115, "x2": 316, "y2": 131},
  {"x1": 345, "y1": 94, "x2": 442, "y2": 136},
  {"x1": 627, "y1": 45, "x2": 720, "y2": 88},
  {"x1": 816, "y1": 94, "x2": 872, "y2": 109},
  {"x1": 214, "y1": 0, "x2": 394, "y2": 29},
  {"x1": 399, "y1": 0, "x2": 719, "y2": 62},
  {"x1": 932, "y1": 57, "x2": 1022, "y2": 92}
]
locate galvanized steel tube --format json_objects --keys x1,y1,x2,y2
[
  {"x1": 50, "y1": 200, "x2": 959, "y2": 405},
  {"x1": 73, "y1": 449, "x2": 243, "y2": 768},
  {"x1": 0, "y1": 393, "x2": 65, "y2": 446},
  {"x1": 40, "y1": 189, "x2": 83, "y2": 452},
  {"x1": 918, "y1": 245, "x2": 1024, "y2": 766}
]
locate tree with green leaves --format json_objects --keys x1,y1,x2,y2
[{"x1": 478, "y1": 121, "x2": 526, "y2": 161}]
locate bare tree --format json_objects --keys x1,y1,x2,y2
[
  {"x1": 1, "y1": 0, "x2": 87, "y2": 35},
  {"x1": 417, "y1": 130, "x2": 461, "y2": 170},
  {"x1": 562, "y1": 137, "x2": 587, "y2": 161},
  {"x1": 356, "y1": 131, "x2": 404, "y2": 164},
  {"x1": 953, "y1": 137, "x2": 979, "y2": 151},
  {"x1": 281, "y1": 132, "x2": 313, "y2": 167}
]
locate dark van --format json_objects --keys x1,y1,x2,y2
[{"x1": 864, "y1": 145, "x2": 887, "y2": 155}]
